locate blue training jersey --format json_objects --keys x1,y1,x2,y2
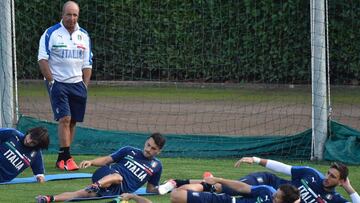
[
  {"x1": 109, "y1": 146, "x2": 162, "y2": 193},
  {"x1": 0, "y1": 128, "x2": 45, "y2": 182},
  {"x1": 291, "y1": 166, "x2": 349, "y2": 203},
  {"x1": 236, "y1": 185, "x2": 275, "y2": 203}
]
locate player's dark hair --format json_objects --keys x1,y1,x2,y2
[
  {"x1": 149, "y1": 132, "x2": 166, "y2": 149},
  {"x1": 331, "y1": 162, "x2": 348, "y2": 180},
  {"x1": 279, "y1": 184, "x2": 300, "y2": 203},
  {"x1": 26, "y1": 127, "x2": 50, "y2": 150}
]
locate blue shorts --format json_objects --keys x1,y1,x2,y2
[
  {"x1": 187, "y1": 190, "x2": 233, "y2": 203},
  {"x1": 221, "y1": 172, "x2": 290, "y2": 196},
  {"x1": 91, "y1": 166, "x2": 124, "y2": 196},
  {"x1": 46, "y1": 80, "x2": 87, "y2": 122}
]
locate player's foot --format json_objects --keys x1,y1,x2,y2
[
  {"x1": 36, "y1": 195, "x2": 51, "y2": 203},
  {"x1": 158, "y1": 179, "x2": 177, "y2": 195},
  {"x1": 55, "y1": 160, "x2": 65, "y2": 170},
  {"x1": 64, "y1": 157, "x2": 79, "y2": 171},
  {"x1": 84, "y1": 182, "x2": 101, "y2": 193},
  {"x1": 203, "y1": 171, "x2": 213, "y2": 179}
]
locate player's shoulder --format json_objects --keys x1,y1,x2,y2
[
  {"x1": 292, "y1": 166, "x2": 324, "y2": 179},
  {"x1": 0, "y1": 128, "x2": 22, "y2": 136}
]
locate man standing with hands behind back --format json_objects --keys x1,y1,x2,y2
[{"x1": 38, "y1": 1, "x2": 93, "y2": 171}]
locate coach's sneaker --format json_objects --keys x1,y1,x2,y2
[
  {"x1": 203, "y1": 171, "x2": 213, "y2": 179},
  {"x1": 158, "y1": 179, "x2": 177, "y2": 195},
  {"x1": 64, "y1": 157, "x2": 79, "y2": 171},
  {"x1": 55, "y1": 160, "x2": 65, "y2": 170},
  {"x1": 36, "y1": 195, "x2": 52, "y2": 203}
]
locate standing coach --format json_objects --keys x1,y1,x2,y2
[{"x1": 38, "y1": 1, "x2": 93, "y2": 171}]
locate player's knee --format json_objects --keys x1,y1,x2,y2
[
  {"x1": 111, "y1": 173, "x2": 123, "y2": 184},
  {"x1": 59, "y1": 116, "x2": 71, "y2": 125},
  {"x1": 170, "y1": 188, "x2": 187, "y2": 203}
]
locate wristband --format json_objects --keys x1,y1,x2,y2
[{"x1": 252, "y1": 157, "x2": 261, "y2": 164}]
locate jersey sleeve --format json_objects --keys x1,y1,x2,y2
[
  {"x1": 30, "y1": 151, "x2": 45, "y2": 175},
  {"x1": 147, "y1": 161, "x2": 162, "y2": 186},
  {"x1": 79, "y1": 28, "x2": 93, "y2": 69},
  {"x1": 0, "y1": 128, "x2": 19, "y2": 143},
  {"x1": 83, "y1": 34, "x2": 93, "y2": 69},
  {"x1": 38, "y1": 30, "x2": 49, "y2": 61},
  {"x1": 110, "y1": 146, "x2": 131, "y2": 162}
]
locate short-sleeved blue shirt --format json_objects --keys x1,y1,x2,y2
[{"x1": 109, "y1": 146, "x2": 162, "y2": 193}]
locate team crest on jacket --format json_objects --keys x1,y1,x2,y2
[
  {"x1": 78, "y1": 35, "x2": 82, "y2": 41},
  {"x1": 326, "y1": 194, "x2": 333, "y2": 200},
  {"x1": 150, "y1": 160, "x2": 157, "y2": 168}
]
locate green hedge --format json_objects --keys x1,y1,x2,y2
[{"x1": 15, "y1": 0, "x2": 359, "y2": 84}]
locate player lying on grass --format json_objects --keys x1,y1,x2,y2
[
  {"x1": 230, "y1": 157, "x2": 359, "y2": 203},
  {"x1": 36, "y1": 133, "x2": 166, "y2": 203},
  {"x1": 159, "y1": 157, "x2": 360, "y2": 203},
  {"x1": 0, "y1": 127, "x2": 49, "y2": 183},
  {"x1": 170, "y1": 175, "x2": 300, "y2": 203}
]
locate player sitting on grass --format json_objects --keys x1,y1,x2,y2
[
  {"x1": 170, "y1": 175, "x2": 300, "y2": 203},
  {"x1": 36, "y1": 133, "x2": 165, "y2": 203},
  {"x1": 0, "y1": 127, "x2": 49, "y2": 183}
]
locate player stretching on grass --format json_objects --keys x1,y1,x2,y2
[
  {"x1": 0, "y1": 127, "x2": 49, "y2": 183},
  {"x1": 170, "y1": 175, "x2": 300, "y2": 203},
  {"x1": 230, "y1": 157, "x2": 359, "y2": 203},
  {"x1": 160, "y1": 158, "x2": 359, "y2": 203},
  {"x1": 36, "y1": 133, "x2": 165, "y2": 202}
]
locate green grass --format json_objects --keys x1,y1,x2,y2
[
  {"x1": 1, "y1": 155, "x2": 359, "y2": 202},
  {"x1": 18, "y1": 81, "x2": 360, "y2": 103}
]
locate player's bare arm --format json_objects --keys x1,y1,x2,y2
[
  {"x1": 79, "y1": 156, "x2": 113, "y2": 168},
  {"x1": 204, "y1": 176, "x2": 251, "y2": 194},
  {"x1": 234, "y1": 156, "x2": 267, "y2": 167}
]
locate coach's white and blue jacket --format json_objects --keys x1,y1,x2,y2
[
  {"x1": 0, "y1": 128, "x2": 45, "y2": 183},
  {"x1": 38, "y1": 20, "x2": 93, "y2": 83}
]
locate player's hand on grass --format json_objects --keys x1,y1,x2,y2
[
  {"x1": 234, "y1": 157, "x2": 255, "y2": 167},
  {"x1": 79, "y1": 160, "x2": 92, "y2": 168}
]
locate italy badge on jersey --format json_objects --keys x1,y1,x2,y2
[{"x1": 150, "y1": 161, "x2": 157, "y2": 168}]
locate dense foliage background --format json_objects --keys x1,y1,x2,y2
[{"x1": 15, "y1": 0, "x2": 360, "y2": 84}]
